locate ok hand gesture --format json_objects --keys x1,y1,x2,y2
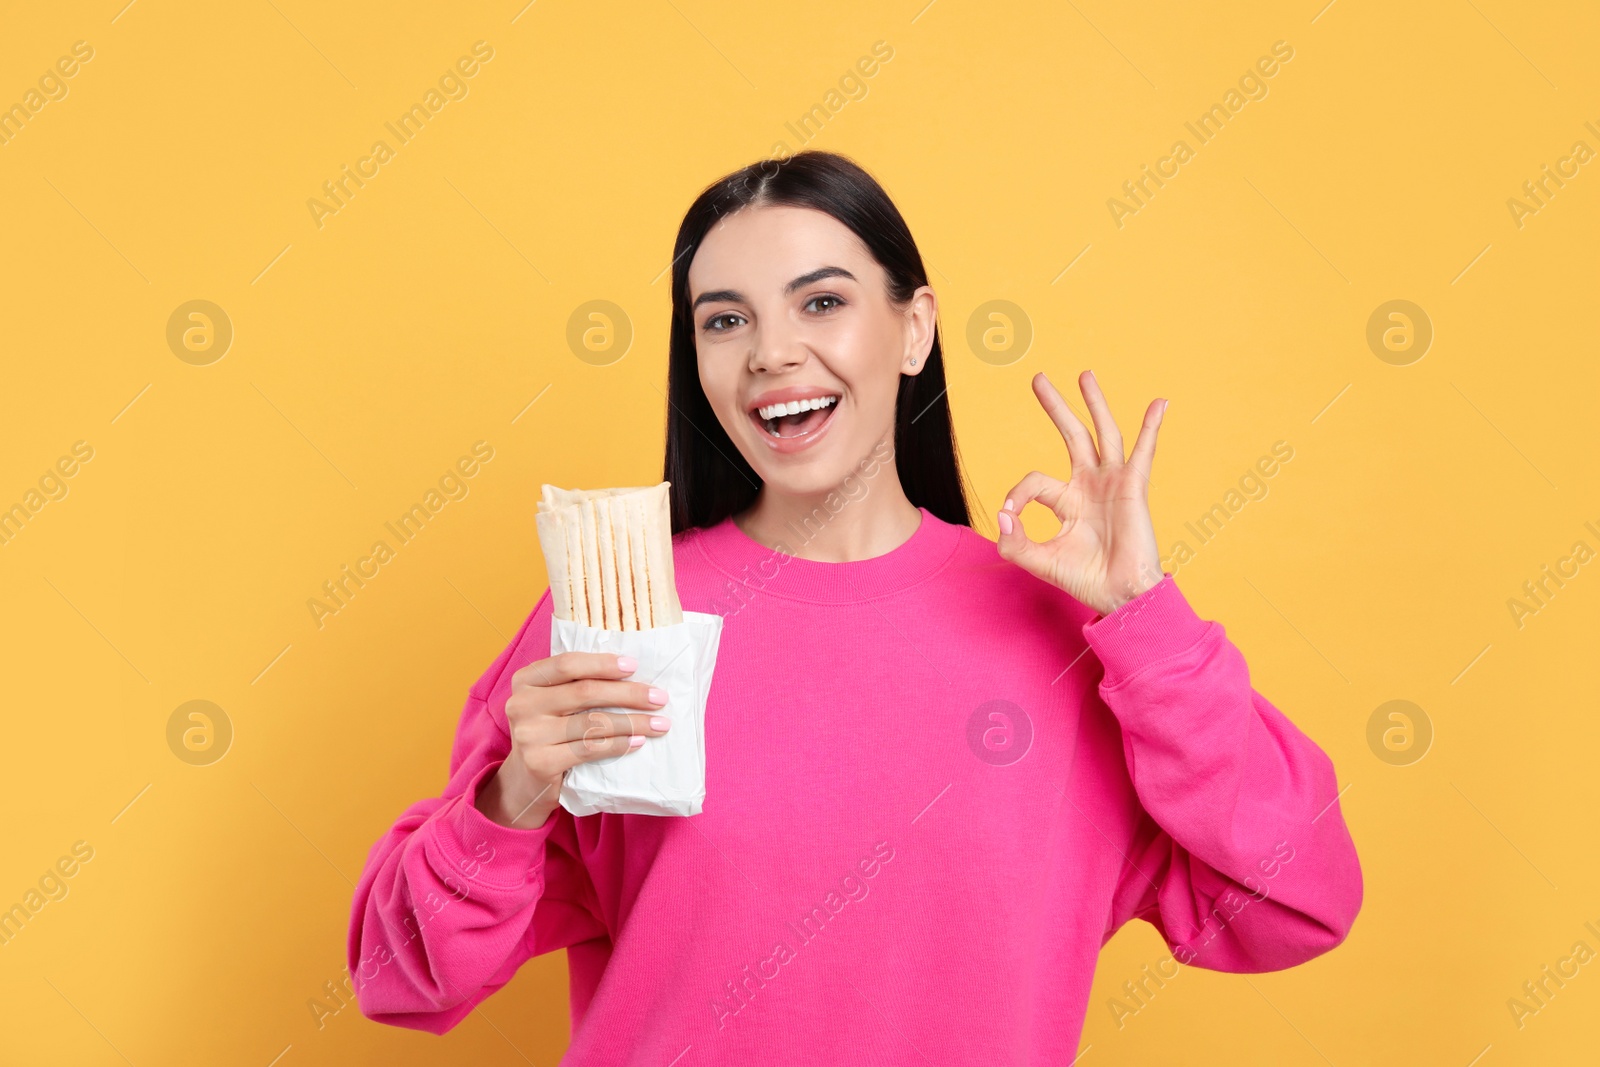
[{"x1": 996, "y1": 370, "x2": 1167, "y2": 616}]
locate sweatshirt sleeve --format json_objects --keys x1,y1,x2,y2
[
  {"x1": 1084, "y1": 575, "x2": 1363, "y2": 972},
  {"x1": 347, "y1": 588, "x2": 612, "y2": 1033}
]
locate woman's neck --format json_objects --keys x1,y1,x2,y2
[{"x1": 731, "y1": 465, "x2": 923, "y2": 563}]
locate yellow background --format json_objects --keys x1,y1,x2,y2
[{"x1": 2, "y1": 0, "x2": 1596, "y2": 1063}]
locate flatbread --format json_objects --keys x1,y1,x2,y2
[
  {"x1": 595, "y1": 497, "x2": 621, "y2": 629},
  {"x1": 625, "y1": 492, "x2": 653, "y2": 628},
  {"x1": 639, "y1": 482, "x2": 681, "y2": 625},
  {"x1": 536, "y1": 481, "x2": 681, "y2": 629},
  {"x1": 577, "y1": 498, "x2": 604, "y2": 625},
  {"x1": 534, "y1": 507, "x2": 572, "y2": 622},
  {"x1": 564, "y1": 509, "x2": 589, "y2": 625},
  {"x1": 607, "y1": 494, "x2": 639, "y2": 630}
]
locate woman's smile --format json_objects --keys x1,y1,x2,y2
[{"x1": 745, "y1": 386, "x2": 843, "y2": 454}]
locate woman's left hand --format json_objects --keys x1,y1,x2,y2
[{"x1": 996, "y1": 370, "x2": 1167, "y2": 617}]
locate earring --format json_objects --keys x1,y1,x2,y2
[{"x1": 910, "y1": 358, "x2": 918, "y2": 366}]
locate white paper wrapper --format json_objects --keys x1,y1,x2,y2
[{"x1": 553, "y1": 610, "x2": 724, "y2": 817}]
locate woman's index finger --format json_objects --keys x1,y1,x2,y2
[
  {"x1": 511, "y1": 650, "x2": 629, "y2": 690},
  {"x1": 1032, "y1": 371, "x2": 1098, "y2": 472}
]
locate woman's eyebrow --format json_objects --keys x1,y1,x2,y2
[{"x1": 690, "y1": 266, "x2": 858, "y2": 311}]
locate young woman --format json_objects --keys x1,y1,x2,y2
[{"x1": 348, "y1": 151, "x2": 1363, "y2": 1063}]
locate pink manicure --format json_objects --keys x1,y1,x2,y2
[
  {"x1": 648, "y1": 687, "x2": 668, "y2": 706},
  {"x1": 617, "y1": 655, "x2": 638, "y2": 673},
  {"x1": 628, "y1": 735, "x2": 645, "y2": 749}
]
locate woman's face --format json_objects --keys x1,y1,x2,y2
[{"x1": 688, "y1": 203, "x2": 936, "y2": 499}]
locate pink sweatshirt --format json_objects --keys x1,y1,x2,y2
[{"x1": 348, "y1": 506, "x2": 1362, "y2": 1064}]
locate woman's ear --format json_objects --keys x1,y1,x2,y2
[{"x1": 901, "y1": 285, "x2": 938, "y2": 374}]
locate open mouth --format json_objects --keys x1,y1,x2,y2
[{"x1": 750, "y1": 394, "x2": 839, "y2": 440}]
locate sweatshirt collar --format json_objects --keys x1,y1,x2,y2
[{"x1": 690, "y1": 505, "x2": 964, "y2": 604}]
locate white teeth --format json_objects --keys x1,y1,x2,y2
[{"x1": 756, "y1": 395, "x2": 838, "y2": 420}]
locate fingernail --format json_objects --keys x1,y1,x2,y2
[
  {"x1": 1003, "y1": 498, "x2": 1014, "y2": 512},
  {"x1": 998, "y1": 511, "x2": 1013, "y2": 535},
  {"x1": 650, "y1": 716, "x2": 671, "y2": 731},
  {"x1": 648, "y1": 687, "x2": 668, "y2": 706},
  {"x1": 628, "y1": 735, "x2": 645, "y2": 749},
  {"x1": 617, "y1": 655, "x2": 638, "y2": 673}
]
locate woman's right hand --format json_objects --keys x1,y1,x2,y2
[{"x1": 474, "y1": 651, "x2": 670, "y2": 830}]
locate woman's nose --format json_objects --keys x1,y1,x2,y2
[{"x1": 747, "y1": 323, "x2": 808, "y2": 374}]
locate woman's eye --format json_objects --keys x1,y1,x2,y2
[
  {"x1": 704, "y1": 312, "x2": 744, "y2": 332},
  {"x1": 806, "y1": 294, "x2": 844, "y2": 314}
]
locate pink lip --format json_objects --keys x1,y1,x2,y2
[{"x1": 748, "y1": 396, "x2": 841, "y2": 455}]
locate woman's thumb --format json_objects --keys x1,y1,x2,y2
[{"x1": 996, "y1": 505, "x2": 1045, "y2": 576}]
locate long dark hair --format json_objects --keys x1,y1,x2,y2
[{"x1": 662, "y1": 150, "x2": 973, "y2": 535}]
